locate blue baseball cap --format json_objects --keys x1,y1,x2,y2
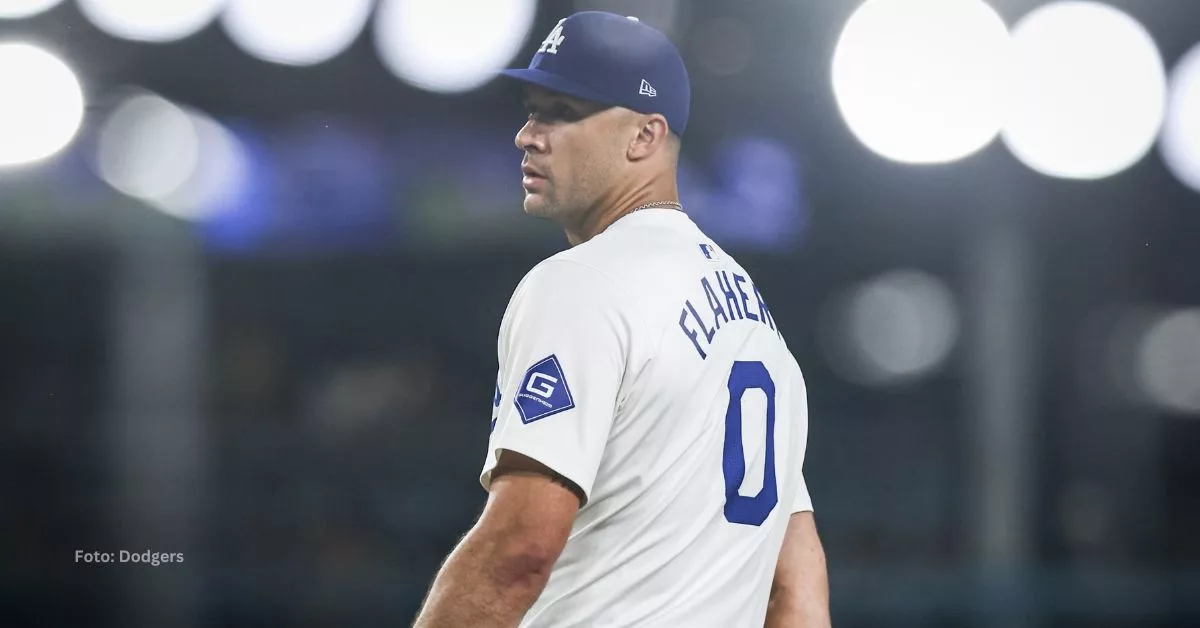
[{"x1": 503, "y1": 11, "x2": 691, "y2": 136}]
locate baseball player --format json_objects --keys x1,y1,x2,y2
[{"x1": 415, "y1": 12, "x2": 829, "y2": 627}]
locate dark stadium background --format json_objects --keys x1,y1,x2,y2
[{"x1": 1, "y1": 0, "x2": 1198, "y2": 626}]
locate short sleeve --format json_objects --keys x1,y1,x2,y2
[
  {"x1": 791, "y1": 379, "x2": 813, "y2": 513},
  {"x1": 792, "y1": 471, "x2": 813, "y2": 513},
  {"x1": 480, "y1": 259, "x2": 634, "y2": 504}
]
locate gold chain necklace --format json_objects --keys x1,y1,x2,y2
[{"x1": 626, "y1": 200, "x2": 683, "y2": 214}]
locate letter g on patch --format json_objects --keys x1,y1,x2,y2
[{"x1": 514, "y1": 355, "x2": 575, "y2": 423}]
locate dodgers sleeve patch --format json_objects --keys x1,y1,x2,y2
[{"x1": 514, "y1": 354, "x2": 575, "y2": 424}]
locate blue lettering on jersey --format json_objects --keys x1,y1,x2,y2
[
  {"x1": 701, "y1": 277, "x2": 728, "y2": 329},
  {"x1": 492, "y1": 377, "x2": 501, "y2": 434},
  {"x1": 678, "y1": 271, "x2": 781, "y2": 359},
  {"x1": 753, "y1": 284, "x2": 776, "y2": 331},
  {"x1": 491, "y1": 378, "x2": 501, "y2": 433},
  {"x1": 686, "y1": 298, "x2": 715, "y2": 343},
  {"x1": 716, "y1": 271, "x2": 744, "y2": 320},
  {"x1": 514, "y1": 355, "x2": 576, "y2": 424},
  {"x1": 678, "y1": 306, "x2": 708, "y2": 360},
  {"x1": 733, "y1": 273, "x2": 758, "y2": 322}
]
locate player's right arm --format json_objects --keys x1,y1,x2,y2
[
  {"x1": 765, "y1": 510, "x2": 831, "y2": 628},
  {"x1": 414, "y1": 258, "x2": 634, "y2": 627}
]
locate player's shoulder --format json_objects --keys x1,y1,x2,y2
[
  {"x1": 506, "y1": 231, "x2": 662, "y2": 322},
  {"x1": 513, "y1": 211, "x2": 741, "y2": 304},
  {"x1": 557, "y1": 211, "x2": 707, "y2": 278},
  {"x1": 521, "y1": 222, "x2": 651, "y2": 287},
  {"x1": 513, "y1": 250, "x2": 624, "y2": 304}
]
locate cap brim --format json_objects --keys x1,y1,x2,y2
[{"x1": 500, "y1": 68, "x2": 620, "y2": 108}]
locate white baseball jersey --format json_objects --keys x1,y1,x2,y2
[{"x1": 480, "y1": 208, "x2": 812, "y2": 627}]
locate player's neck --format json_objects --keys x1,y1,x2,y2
[{"x1": 565, "y1": 181, "x2": 680, "y2": 246}]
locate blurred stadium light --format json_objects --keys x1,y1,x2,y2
[
  {"x1": 77, "y1": 0, "x2": 225, "y2": 43},
  {"x1": 1134, "y1": 309, "x2": 1200, "y2": 414},
  {"x1": 1079, "y1": 306, "x2": 1147, "y2": 410},
  {"x1": 679, "y1": 136, "x2": 808, "y2": 249},
  {"x1": 2, "y1": 1, "x2": 1199, "y2": 624},
  {"x1": 571, "y1": 0, "x2": 685, "y2": 37},
  {"x1": 96, "y1": 93, "x2": 198, "y2": 201},
  {"x1": 0, "y1": 42, "x2": 84, "y2": 167},
  {"x1": 692, "y1": 17, "x2": 753, "y2": 77},
  {"x1": 95, "y1": 91, "x2": 246, "y2": 220},
  {"x1": 373, "y1": 0, "x2": 537, "y2": 94},
  {"x1": 161, "y1": 109, "x2": 246, "y2": 220},
  {"x1": 220, "y1": 0, "x2": 373, "y2": 66},
  {"x1": 820, "y1": 270, "x2": 960, "y2": 387},
  {"x1": 1002, "y1": 1, "x2": 1166, "y2": 180},
  {"x1": 0, "y1": 0, "x2": 64, "y2": 19},
  {"x1": 831, "y1": 0, "x2": 1010, "y2": 164},
  {"x1": 1161, "y1": 42, "x2": 1200, "y2": 194},
  {"x1": 232, "y1": 116, "x2": 392, "y2": 249}
]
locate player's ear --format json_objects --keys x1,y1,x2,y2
[{"x1": 626, "y1": 114, "x2": 669, "y2": 161}]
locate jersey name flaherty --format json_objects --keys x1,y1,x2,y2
[{"x1": 677, "y1": 269, "x2": 779, "y2": 360}]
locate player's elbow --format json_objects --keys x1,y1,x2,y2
[
  {"x1": 765, "y1": 588, "x2": 799, "y2": 627},
  {"x1": 767, "y1": 575, "x2": 803, "y2": 613},
  {"x1": 489, "y1": 540, "x2": 559, "y2": 589}
]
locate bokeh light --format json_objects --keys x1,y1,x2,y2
[
  {"x1": 0, "y1": 43, "x2": 84, "y2": 167},
  {"x1": 822, "y1": 270, "x2": 960, "y2": 386},
  {"x1": 165, "y1": 110, "x2": 247, "y2": 219},
  {"x1": 1134, "y1": 309, "x2": 1200, "y2": 413},
  {"x1": 0, "y1": 0, "x2": 64, "y2": 19},
  {"x1": 221, "y1": 0, "x2": 372, "y2": 66},
  {"x1": 831, "y1": 0, "x2": 1011, "y2": 164},
  {"x1": 95, "y1": 91, "x2": 246, "y2": 220},
  {"x1": 77, "y1": 0, "x2": 225, "y2": 43},
  {"x1": 1160, "y1": 43, "x2": 1200, "y2": 194},
  {"x1": 1003, "y1": 1, "x2": 1166, "y2": 179},
  {"x1": 682, "y1": 136, "x2": 806, "y2": 248},
  {"x1": 97, "y1": 93, "x2": 198, "y2": 201},
  {"x1": 374, "y1": 0, "x2": 537, "y2": 94}
]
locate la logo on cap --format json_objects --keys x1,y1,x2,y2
[{"x1": 538, "y1": 18, "x2": 566, "y2": 54}]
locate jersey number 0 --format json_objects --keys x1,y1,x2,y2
[{"x1": 722, "y1": 361, "x2": 778, "y2": 526}]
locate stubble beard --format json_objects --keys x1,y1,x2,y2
[
  {"x1": 522, "y1": 189, "x2": 555, "y2": 218},
  {"x1": 524, "y1": 183, "x2": 579, "y2": 225}
]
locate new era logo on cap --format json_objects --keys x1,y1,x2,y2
[{"x1": 639, "y1": 79, "x2": 657, "y2": 97}]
